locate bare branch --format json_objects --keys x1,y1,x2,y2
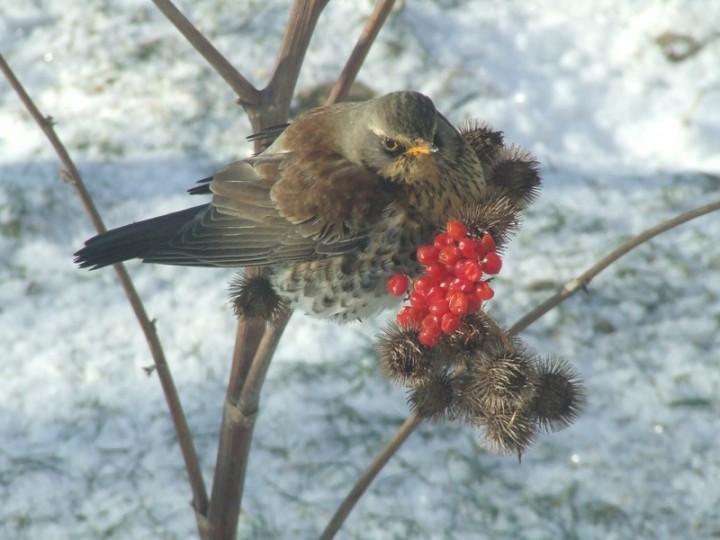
[
  {"x1": 0, "y1": 52, "x2": 210, "y2": 520},
  {"x1": 207, "y1": 315, "x2": 291, "y2": 539},
  {"x1": 0, "y1": 54, "x2": 105, "y2": 233},
  {"x1": 205, "y1": 3, "x2": 331, "y2": 535},
  {"x1": 508, "y1": 198, "x2": 720, "y2": 334},
  {"x1": 151, "y1": 0, "x2": 261, "y2": 105},
  {"x1": 326, "y1": 0, "x2": 396, "y2": 106}
]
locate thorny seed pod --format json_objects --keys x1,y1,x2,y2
[
  {"x1": 407, "y1": 372, "x2": 461, "y2": 423},
  {"x1": 477, "y1": 407, "x2": 537, "y2": 459},
  {"x1": 229, "y1": 269, "x2": 289, "y2": 322},
  {"x1": 377, "y1": 322, "x2": 438, "y2": 385},
  {"x1": 531, "y1": 357, "x2": 586, "y2": 432},
  {"x1": 441, "y1": 311, "x2": 496, "y2": 360},
  {"x1": 485, "y1": 145, "x2": 541, "y2": 210},
  {"x1": 459, "y1": 121, "x2": 506, "y2": 167},
  {"x1": 460, "y1": 341, "x2": 537, "y2": 418},
  {"x1": 454, "y1": 195, "x2": 521, "y2": 251}
]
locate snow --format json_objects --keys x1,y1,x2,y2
[{"x1": 1, "y1": 1, "x2": 719, "y2": 538}]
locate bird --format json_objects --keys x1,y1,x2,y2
[{"x1": 74, "y1": 91, "x2": 488, "y2": 322}]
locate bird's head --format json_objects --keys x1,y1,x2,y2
[{"x1": 354, "y1": 91, "x2": 442, "y2": 182}]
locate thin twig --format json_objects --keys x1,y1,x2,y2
[
  {"x1": 325, "y1": 0, "x2": 396, "y2": 106},
  {"x1": 321, "y1": 197, "x2": 720, "y2": 538},
  {"x1": 508, "y1": 198, "x2": 720, "y2": 334},
  {"x1": 151, "y1": 0, "x2": 261, "y2": 105},
  {"x1": 0, "y1": 52, "x2": 210, "y2": 519}
]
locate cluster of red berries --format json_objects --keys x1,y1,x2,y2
[{"x1": 386, "y1": 220, "x2": 503, "y2": 347}]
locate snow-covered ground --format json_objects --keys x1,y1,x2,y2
[{"x1": 1, "y1": 1, "x2": 719, "y2": 538}]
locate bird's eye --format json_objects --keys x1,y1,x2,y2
[
  {"x1": 432, "y1": 132, "x2": 442, "y2": 149},
  {"x1": 382, "y1": 137, "x2": 401, "y2": 154}
]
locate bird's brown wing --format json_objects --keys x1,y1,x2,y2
[
  {"x1": 270, "y1": 148, "x2": 394, "y2": 241},
  {"x1": 143, "y1": 152, "x2": 392, "y2": 267}
]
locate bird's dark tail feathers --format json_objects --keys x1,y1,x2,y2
[{"x1": 74, "y1": 205, "x2": 206, "y2": 269}]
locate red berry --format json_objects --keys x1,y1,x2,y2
[
  {"x1": 462, "y1": 260, "x2": 483, "y2": 281},
  {"x1": 482, "y1": 252, "x2": 503, "y2": 275},
  {"x1": 446, "y1": 220, "x2": 468, "y2": 240},
  {"x1": 413, "y1": 276, "x2": 434, "y2": 293},
  {"x1": 448, "y1": 292, "x2": 470, "y2": 315},
  {"x1": 418, "y1": 329, "x2": 441, "y2": 347},
  {"x1": 475, "y1": 281, "x2": 495, "y2": 301},
  {"x1": 439, "y1": 276, "x2": 454, "y2": 290},
  {"x1": 478, "y1": 234, "x2": 497, "y2": 257},
  {"x1": 420, "y1": 314, "x2": 442, "y2": 338},
  {"x1": 433, "y1": 232, "x2": 454, "y2": 249},
  {"x1": 425, "y1": 263, "x2": 446, "y2": 281},
  {"x1": 428, "y1": 298, "x2": 450, "y2": 316},
  {"x1": 450, "y1": 277, "x2": 474, "y2": 292},
  {"x1": 438, "y1": 245, "x2": 461, "y2": 266},
  {"x1": 442, "y1": 263, "x2": 457, "y2": 278},
  {"x1": 386, "y1": 273, "x2": 409, "y2": 296},
  {"x1": 441, "y1": 312, "x2": 461, "y2": 334},
  {"x1": 397, "y1": 306, "x2": 424, "y2": 327},
  {"x1": 416, "y1": 245, "x2": 439, "y2": 265},
  {"x1": 426, "y1": 286, "x2": 445, "y2": 305},
  {"x1": 408, "y1": 290, "x2": 426, "y2": 309},
  {"x1": 457, "y1": 237, "x2": 479, "y2": 258}
]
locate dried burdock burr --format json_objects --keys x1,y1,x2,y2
[
  {"x1": 441, "y1": 310, "x2": 495, "y2": 360},
  {"x1": 377, "y1": 322, "x2": 438, "y2": 385},
  {"x1": 485, "y1": 145, "x2": 542, "y2": 210},
  {"x1": 459, "y1": 338, "x2": 537, "y2": 419},
  {"x1": 531, "y1": 357, "x2": 586, "y2": 432},
  {"x1": 454, "y1": 195, "x2": 521, "y2": 251},
  {"x1": 407, "y1": 372, "x2": 460, "y2": 423},
  {"x1": 459, "y1": 120, "x2": 541, "y2": 212},
  {"x1": 229, "y1": 269, "x2": 289, "y2": 322},
  {"x1": 459, "y1": 121, "x2": 506, "y2": 167},
  {"x1": 478, "y1": 407, "x2": 537, "y2": 459}
]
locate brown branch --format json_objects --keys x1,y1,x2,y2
[
  {"x1": 151, "y1": 0, "x2": 261, "y2": 105},
  {"x1": 508, "y1": 198, "x2": 720, "y2": 334},
  {"x1": 0, "y1": 52, "x2": 209, "y2": 521},
  {"x1": 321, "y1": 197, "x2": 720, "y2": 538},
  {"x1": 325, "y1": 0, "x2": 396, "y2": 106},
  {"x1": 252, "y1": 0, "x2": 330, "y2": 129},
  {"x1": 201, "y1": 1, "x2": 328, "y2": 537},
  {"x1": 206, "y1": 315, "x2": 292, "y2": 539}
]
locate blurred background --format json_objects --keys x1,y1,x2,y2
[{"x1": 1, "y1": 1, "x2": 719, "y2": 538}]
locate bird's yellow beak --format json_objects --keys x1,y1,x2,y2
[{"x1": 405, "y1": 141, "x2": 438, "y2": 156}]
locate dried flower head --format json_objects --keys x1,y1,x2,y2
[
  {"x1": 407, "y1": 373, "x2": 460, "y2": 422},
  {"x1": 531, "y1": 358, "x2": 586, "y2": 432},
  {"x1": 460, "y1": 341, "x2": 537, "y2": 418},
  {"x1": 459, "y1": 121, "x2": 505, "y2": 167},
  {"x1": 229, "y1": 269, "x2": 289, "y2": 321},
  {"x1": 377, "y1": 322, "x2": 437, "y2": 385},
  {"x1": 478, "y1": 407, "x2": 537, "y2": 458},
  {"x1": 442, "y1": 310, "x2": 495, "y2": 359},
  {"x1": 454, "y1": 195, "x2": 520, "y2": 251},
  {"x1": 485, "y1": 145, "x2": 541, "y2": 210}
]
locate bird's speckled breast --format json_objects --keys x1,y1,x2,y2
[{"x1": 271, "y1": 206, "x2": 424, "y2": 322}]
